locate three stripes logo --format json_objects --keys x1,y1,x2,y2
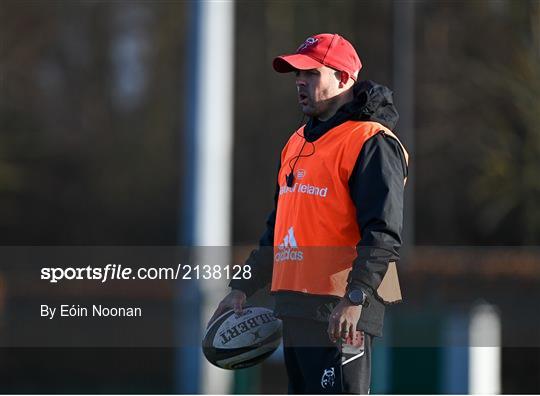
[
  {"x1": 275, "y1": 227, "x2": 304, "y2": 262},
  {"x1": 279, "y1": 226, "x2": 298, "y2": 248}
]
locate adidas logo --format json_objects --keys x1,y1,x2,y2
[
  {"x1": 275, "y1": 227, "x2": 303, "y2": 262},
  {"x1": 279, "y1": 226, "x2": 297, "y2": 248}
]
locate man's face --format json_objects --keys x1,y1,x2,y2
[{"x1": 295, "y1": 66, "x2": 343, "y2": 119}]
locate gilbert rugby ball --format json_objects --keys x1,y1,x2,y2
[{"x1": 202, "y1": 307, "x2": 282, "y2": 370}]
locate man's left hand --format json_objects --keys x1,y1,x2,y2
[{"x1": 327, "y1": 299, "x2": 362, "y2": 343}]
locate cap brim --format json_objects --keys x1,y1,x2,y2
[{"x1": 272, "y1": 54, "x2": 324, "y2": 73}]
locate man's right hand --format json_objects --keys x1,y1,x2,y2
[{"x1": 207, "y1": 289, "x2": 247, "y2": 329}]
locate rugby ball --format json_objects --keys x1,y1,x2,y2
[{"x1": 202, "y1": 307, "x2": 282, "y2": 370}]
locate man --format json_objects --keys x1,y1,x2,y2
[{"x1": 209, "y1": 33, "x2": 408, "y2": 394}]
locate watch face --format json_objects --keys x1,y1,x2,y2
[{"x1": 348, "y1": 290, "x2": 364, "y2": 305}]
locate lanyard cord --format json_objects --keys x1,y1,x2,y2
[{"x1": 286, "y1": 115, "x2": 316, "y2": 187}]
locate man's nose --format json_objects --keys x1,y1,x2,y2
[{"x1": 296, "y1": 78, "x2": 306, "y2": 87}]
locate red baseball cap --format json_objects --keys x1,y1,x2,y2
[{"x1": 273, "y1": 33, "x2": 362, "y2": 80}]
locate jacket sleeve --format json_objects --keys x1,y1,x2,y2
[
  {"x1": 347, "y1": 132, "x2": 407, "y2": 298},
  {"x1": 228, "y1": 164, "x2": 280, "y2": 297}
]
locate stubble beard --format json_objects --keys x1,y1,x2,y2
[{"x1": 300, "y1": 101, "x2": 322, "y2": 119}]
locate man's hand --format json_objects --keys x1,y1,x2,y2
[
  {"x1": 207, "y1": 289, "x2": 247, "y2": 328},
  {"x1": 327, "y1": 298, "x2": 362, "y2": 343}
]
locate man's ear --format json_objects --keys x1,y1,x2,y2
[{"x1": 339, "y1": 71, "x2": 350, "y2": 87}]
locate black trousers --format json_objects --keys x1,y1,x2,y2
[{"x1": 282, "y1": 317, "x2": 371, "y2": 394}]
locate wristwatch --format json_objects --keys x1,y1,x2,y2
[{"x1": 346, "y1": 289, "x2": 368, "y2": 306}]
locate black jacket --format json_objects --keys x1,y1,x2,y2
[{"x1": 230, "y1": 80, "x2": 407, "y2": 337}]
